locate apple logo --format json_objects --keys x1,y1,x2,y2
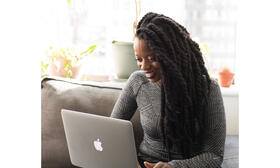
[{"x1": 93, "y1": 138, "x2": 103, "y2": 151}]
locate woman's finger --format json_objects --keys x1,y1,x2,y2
[{"x1": 144, "y1": 161, "x2": 156, "y2": 168}]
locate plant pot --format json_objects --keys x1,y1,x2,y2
[
  {"x1": 218, "y1": 71, "x2": 235, "y2": 88},
  {"x1": 48, "y1": 56, "x2": 67, "y2": 77},
  {"x1": 112, "y1": 41, "x2": 139, "y2": 79},
  {"x1": 48, "y1": 56, "x2": 81, "y2": 78},
  {"x1": 71, "y1": 62, "x2": 82, "y2": 79}
]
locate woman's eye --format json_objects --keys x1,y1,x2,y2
[
  {"x1": 136, "y1": 58, "x2": 142, "y2": 62},
  {"x1": 148, "y1": 57, "x2": 156, "y2": 61}
]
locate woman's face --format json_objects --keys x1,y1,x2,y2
[{"x1": 134, "y1": 37, "x2": 161, "y2": 84}]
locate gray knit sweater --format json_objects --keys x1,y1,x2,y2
[{"x1": 110, "y1": 71, "x2": 226, "y2": 168}]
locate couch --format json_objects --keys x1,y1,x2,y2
[{"x1": 41, "y1": 76, "x2": 238, "y2": 168}]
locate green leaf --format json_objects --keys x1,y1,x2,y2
[
  {"x1": 66, "y1": 71, "x2": 72, "y2": 78},
  {"x1": 112, "y1": 40, "x2": 117, "y2": 44},
  {"x1": 60, "y1": 49, "x2": 67, "y2": 56},
  {"x1": 66, "y1": 73, "x2": 71, "y2": 78},
  {"x1": 89, "y1": 45, "x2": 96, "y2": 53},
  {"x1": 64, "y1": 62, "x2": 71, "y2": 71},
  {"x1": 67, "y1": 0, "x2": 71, "y2": 5},
  {"x1": 89, "y1": 45, "x2": 96, "y2": 49},
  {"x1": 41, "y1": 61, "x2": 49, "y2": 73},
  {"x1": 80, "y1": 50, "x2": 87, "y2": 55},
  {"x1": 203, "y1": 44, "x2": 210, "y2": 55},
  {"x1": 80, "y1": 45, "x2": 97, "y2": 55}
]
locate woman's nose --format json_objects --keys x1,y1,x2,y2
[{"x1": 141, "y1": 60, "x2": 150, "y2": 71}]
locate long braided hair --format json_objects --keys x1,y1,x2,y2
[{"x1": 135, "y1": 12, "x2": 211, "y2": 160}]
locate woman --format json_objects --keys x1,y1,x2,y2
[{"x1": 111, "y1": 12, "x2": 226, "y2": 168}]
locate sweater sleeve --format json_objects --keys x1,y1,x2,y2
[
  {"x1": 168, "y1": 79, "x2": 226, "y2": 168},
  {"x1": 110, "y1": 71, "x2": 142, "y2": 120}
]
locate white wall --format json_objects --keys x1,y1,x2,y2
[{"x1": 221, "y1": 87, "x2": 239, "y2": 135}]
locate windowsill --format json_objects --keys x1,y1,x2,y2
[
  {"x1": 86, "y1": 78, "x2": 239, "y2": 97},
  {"x1": 51, "y1": 75, "x2": 239, "y2": 97}
]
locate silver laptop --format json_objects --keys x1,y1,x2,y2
[{"x1": 61, "y1": 109, "x2": 138, "y2": 168}]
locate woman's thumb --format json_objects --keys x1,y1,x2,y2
[{"x1": 144, "y1": 161, "x2": 155, "y2": 168}]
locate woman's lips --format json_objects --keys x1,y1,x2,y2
[{"x1": 145, "y1": 71, "x2": 155, "y2": 78}]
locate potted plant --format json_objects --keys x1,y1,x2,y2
[
  {"x1": 218, "y1": 67, "x2": 235, "y2": 88},
  {"x1": 41, "y1": 45, "x2": 96, "y2": 79},
  {"x1": 112, "y1": 40, "x2": 139, "y2": 79},
  {"x1": 111, "y1": 0, "x2": 141, "y2": 80}
]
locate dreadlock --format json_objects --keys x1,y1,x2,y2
[{"x1": 135, "y1": 12, "x2": 212, "y2": 160}]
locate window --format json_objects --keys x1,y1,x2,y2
[
  {"x1": 41, "y1": 0, "x2": 238, "y2": 82},
  {"x1": 184, "y1": 0, "x2": 238, "y2": 76}
]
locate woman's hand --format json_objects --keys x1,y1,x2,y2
[{"x1": 144, "y1": 161, "x2": 172, "y2": 168}]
